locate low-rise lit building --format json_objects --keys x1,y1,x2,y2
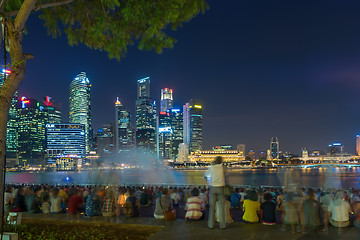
[{"x1": 189, "y1": 148, "x2": 245, "y2": 163}]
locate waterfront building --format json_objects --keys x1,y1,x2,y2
[
  {"x1": 357, "y1": 135, "x2": 360, "y2": 156},
  {"x1": 328, "y1": 143, "x2": 343, "y2": 156},
  {"x1": 183, "y1": 99, "x2": 202, "y2": 153},
  {"x1": 190, "y1": 148, "x2": 243, "y2": 163},
  {"x1": 69, "y1": 72, "x2": 92, "y2": 153},
  {"x1": 115, "y1": 98, "x2": 134, "y2": 152},
  {"x1": 42, "y1": 96, "x2": 62, "y2": 124},
  {"x1": 270, "y1": 137, "x2": 279, "y2": 159},
  {"x1": 237, "y1": 144, "x2": 246, "y2": 157},
  {"x1": 0, "y1": 69, "x2": 18, "y2": 162},
  {"x1": 248, "y1": 150, "x2": 256, "y2": 160},
  {"x1": 302, "y1": 148, "x2": 309, "y2": 159},
  {"x1": 96, "y1": 124, "x2": 115, "y2": 156},
  {"x1": 135, "y1": 77, "x2": 156, "y2": 154},
  {"x1": 17, "y1": 97, "x2": 46, "y2": 166},
  {"x1": 55, "y1": 155, "x2": 81, "y2": 171},
  {"x1": 258, "y1": 151, "x2": 266, "y2": 159},
  {"x1": 214, "y1": 145, "x2": 233, "y2": 150},
  {"x1": 170, "y1": 108, "x2": 183, "y2": 160},
  {"x1": 46, "y1": 123, "x2": 86, "y2": 159},
  {"x1": 158, "y1": 111, "x2": 172, "y2": 158},
  {"x1": 160, "y1": 88, "x2": 173, "y2": 112}
]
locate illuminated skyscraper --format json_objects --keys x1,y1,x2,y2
[
  {"x1": 270, "y1": 137, "x2": 279, "y2": 159},
  {"x1": 69, "y1": 72, "x2": 92, "y2": 153},
  {"x1": 183, "y1": 99, "x2": 202, "y2": 153},
  {"x1": 160, "y1": 88, "x2": 173, "y2": 112},
  {"x1": 135, "y1": 77, "x2": 156, "y2": 154},
  {"x1": 357, "y1": 135, "x2": 360, "y2": 156},
  {"x1": 43, "y1": 96, "x2": 62, "y2": 124},
  {"x1": 115, "y1": 98, "x2": 134, "y2": 152},
  {"x1": 17, "y1": 97, "x2": 46, "y2": 166},
  {"x1": 170, "y1": 108, "x2": 183, "y2": 160},
  {"x1": 237, "y1": 144, "x2": 246, "y2": 157},
  {"x1": 0, "y1": 70, "x2": 18, "y2": 160},
  {"x1": 96, "y1": 124, "x2": 115, "y2": 156},
  {"x1": 158, "y1": 111, "x2": 172, "y2": 158}
]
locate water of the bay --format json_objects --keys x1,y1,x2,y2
[{"x1": 5, "y1": 167, "x2": 360, "y2": 189}]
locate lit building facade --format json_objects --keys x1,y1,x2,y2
[
  {"x1": 183, "y1": 99, "x2": 202, "y2": 153},
  {"x1": 170, "y1": 108, "x2": 183, "y2": 160},
  {"x1": 190, "y1": 149, "x2": 243, "y2": 163},
  {"x1": 43, "y1": 96, "x2": 62, "y2": 124},
  {"x1": 115, "y1": 98, "x2": 134, "y2": 152},
  {"x1": 17, "y1": 97, "x2": 46, "y2": 166},
  {"x1": 69, "y1": 72, "x2": 92, "y2": 153},
  {"x1": 328, "y1": 143, "x2": 344, "y2": 156},
  {"x1": 46, "y1": 123, "x2": 86, "y2": 158},
  {"x1": 357, "y1": 135, "x2": 360, "y2": 156},
  {"x1": 135, "y1": 77, "x2": 157, "y2": 154},
  {"x1": 96, "y1": 124, "x2": 115, "y2": 156},
  {"x1": 237, "y1": 144, "x2": 246, "y2": 158},
  {"x1": 160, "y1": 88, "x2": 173, "y2": 112},
  {"x1": 158, "y1": 111, "x2": 172, "y2": 158},
  {"x1": 270, "y1": 137, "x2": 279, "y2": 159},
  {"x1": 0, "y1": 69, "x2": 18, "y2": 160}
]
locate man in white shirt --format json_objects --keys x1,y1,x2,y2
[
  {"x1": 205, "y1": 156, "x2": 226, "y2": 229},
  {"x1": 328, "y1": 191, "x2": 352, "y2": 229}
]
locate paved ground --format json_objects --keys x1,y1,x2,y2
[{"x1": 21, "y1": 212, "x2": 360, "y2": 240}]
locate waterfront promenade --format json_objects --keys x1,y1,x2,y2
[{"x1": 22, "y1": 212, "x2": 359, "y2": 240}]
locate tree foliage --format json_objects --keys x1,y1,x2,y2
[{"x1": 6, "y1": 0, "x2": 208, "y2": 60}]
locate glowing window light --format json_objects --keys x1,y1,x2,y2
[{"x1": 194, "y1": 105, "x2": 202, "y2": 109}]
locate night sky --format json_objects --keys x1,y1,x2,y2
[{"x1": 17, "y1": 0, "x2": 360, "y2": 154}]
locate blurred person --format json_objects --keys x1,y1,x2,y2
[
  {"x1": 205, "y1": 156, "x2": 226, "y2": 229},
  {"x1": 328, "y1": 191, "x2": 352, "y2": 230},
  {"x1": 29, "y1": 188, "x2": 42, "y2": 214},
  {"x1": 281, "y1": 192, "x2": 303, "y2": 234},
  {"x1": 170, "y1": 187, "x2": 181, "y2": 207},
  {"x1": 85, "y1": 190, "x2": 102, "y2": 217},
  {"x1": 303, "y1": 188, "x2": 321, "y2": 228},
  {"x1": 125, "y1": 189, "x2": 140, "y2": 217},
  {"x1": 41, "y1": 193, "x2": 51, "y2": 214},
  {"x1": 50, "y1": 188, "x2": 63, "y2": 213},
  {"x1": 199, "y1": 188, "x2": 209, "y2": 207},
  {"x1": 12, "y1": 187, "x2": 26, "y2": 212},
  {"x1": 319, "y1": 189, "x2": 334, "y2": 231},
  {"x1": 102, "y1": 190, "x2": 116, "y2": 217},
  {"x1": 68, "y1": 190, "x2": 84, "y2": 214},
  {"x1": 4, "y1": 186, "x2": 13, "y2": 219}
]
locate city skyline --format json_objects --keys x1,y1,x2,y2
[{"x1": 17, "y1": 0, "x2": 360, "y2": 154}]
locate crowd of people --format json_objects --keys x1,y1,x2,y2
[{"x1": 3, "y1": 157, "x2": 360, "y2": 233}]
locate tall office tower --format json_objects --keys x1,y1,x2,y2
[
  {"x1": 170, "y1": 108, "x2": 183, "y2": 160},
  {"x1": 135, "y1": 77, "x2": 156, "y2": 154},
  {"x1": 115, "y1": 98, "x2": 134, "y2": 152},
  {"x1": 270, "y1": 137, "x2": 279, "y2": 159},
  {"x1": 158, "y1": 111, "x2": 172, "y2": 158},
  {"x1": 69, "y1": 72, "x2": 92, "y2": 153},
  {"x1": 328, "y1": 143, "x2": 343, "y2": 156},
  {"x1": 96, "y1": 124, "x2": 115, "y2": 156},
  {"x1": 183, "y1": 99, "x2": 202, "y2": 153},
  {"x1": 160, "y1": 88, "x2": 173, "y2": 112},
  {"x1": 258, "y1": 151, "x2": 266, "y2": 159},
  {"x1": 43, "y1": 96, "x2": 62, "y2": 124},
  {"x1": 237, "y1": 144, "x2": 246, "y2": 157},
  {"x1": 0, "y1": 69, "x2": 18, "y2": 161},
  {"x1": 357, "y1": 135, "x2": 360, "y2": 156},
  {"x1": 17, "y1": 97, "x2": 46, "y2": 166}
]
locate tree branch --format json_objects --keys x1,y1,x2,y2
[
  {"x1": 7, "y1": 0, "x2": 75, "y2": 18},
  {"x1": 14, "y1": 0, "x2": 38, "y2": 31}
]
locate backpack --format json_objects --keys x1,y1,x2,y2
[{"x1": 123, "y1": 202, "x2": 134, "y2": 217}]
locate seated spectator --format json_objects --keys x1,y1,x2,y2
[
  {"x1": 230, "y1": 188, "x2": 241, "y2": 208},
  {"x1": 102, "y1": 190, "x2": 116, "y2": 217},
  {"x1": 154, "y1": 188, "x2": 173, "y2": 220},
  {"x1": 42, "y1": 193, "x2": 51, "y2": 214},
  {"x1": 282, "y1": 192, "x2": 303, "y2": 233},
  {"x1": 170, "y1": 188, "x2": 181, "y2": 207},
  {"x1": 140, "y1": 189, "x2": 149, "y2": 206},
  {"x1": 329, "y1": 191, "x2": 352, "y2": 230},
  {"x1": 320, "y1": 189, "x2": 333, "y2": 231},
  {"x1": 242, "y1": 190, "x2": 260, "y2": 223},
  {"x1": 125, "y1": 189, "x2": 140, "y2": 217},
  {"x1": 68, "y1": 190, "x2": 84, "y2": 214},
  {"x1": 4, "y1": 186, "x2": 13, "y2": 219},
  {"x1": 303, "y1": 188, "x2": 321, "y2": 228},
  {"x1": 50, "y1": 188, "x2": 63, "y2": 213},
  {"x1": 85, "y1": 191, "x2": 102, "y2": 217},
  {"x1": 199, "y1": 188, "x2": 208, "y2": 207},
  {"x1": 261, "y1": 192, "x2": 276, "y2": 225},
  {"x1": 12, "y1": 187, "x2": 26, "y2": 212},
  {"x1": 185, "y1": 188, "x2": 205, "y2": 220},
  {"x1": 29, "y1": 188, "x2": 42, "y2": 214}
]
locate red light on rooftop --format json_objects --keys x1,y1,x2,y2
[{"x1": 160, "y1": 112, "x2": 166, "y2": 115}]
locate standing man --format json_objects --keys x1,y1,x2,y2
[{"x1": 205, "y1": 156, "x2": 226, "y2": 229}]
